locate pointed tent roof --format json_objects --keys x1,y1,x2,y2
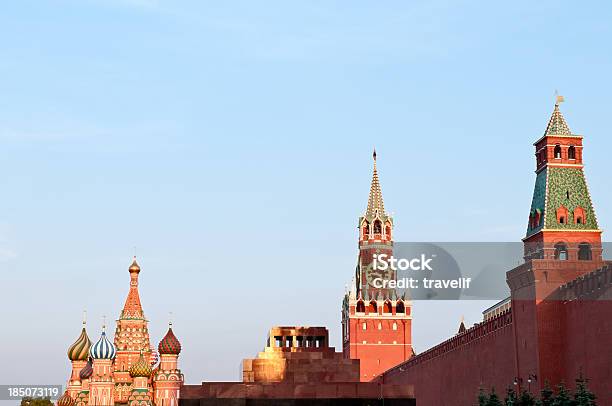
[
  {"x1": 544, "y1": 99, "x2": 572, "y2": 136},
  {"x1": 457, "y1": 316, "x2": 466, "y2": 335},
  {"x1": 121, "y1": 257, "x2": 144, "y2": 319},
  {"x1": 365, "y1": 149, "x2": 386, "y2": 219}
]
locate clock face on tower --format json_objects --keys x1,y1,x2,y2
[{"x1": 365, "y1": 265, "x2": 392, "y2": 288}]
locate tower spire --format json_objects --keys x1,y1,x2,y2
[
  {"x1": 122, "y1": 257, "x2": 144, "y2": 319},
  {"x1": 365, "y1": 148, "x2": 385, "y2": 219},
  {"x1": 544, "y1": 94, "x2": 571, "y2": 136}
]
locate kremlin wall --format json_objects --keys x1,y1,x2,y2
[{"x1": 57, "y1": 99, "x2": 611, "y2": 405}]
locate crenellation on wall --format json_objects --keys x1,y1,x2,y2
[
  {"x1": 386, "y1": 310, "x2": 512, "y2": 372},
  {"x1": 555, "y1": 262, "x2": 612, "y2": 301}
]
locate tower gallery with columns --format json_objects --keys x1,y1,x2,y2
[{"x1": 57, "y1": 258, "x2": 184, "y2": 406}]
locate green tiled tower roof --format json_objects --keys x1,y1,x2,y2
[
  {"x1": 527, "y1": 167, "x2": 599, "y2": 237},
  {"x1": 544, "y1": 102, "x2": 572, "y2": 136}
]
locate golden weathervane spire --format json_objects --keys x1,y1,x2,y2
[{"x1": 544, "y1": 92, "x2": 571, "y2": 136}]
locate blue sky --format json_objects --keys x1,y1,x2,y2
[{"x1": 1, "y1": 0, "x2": 611, "y2": 386}]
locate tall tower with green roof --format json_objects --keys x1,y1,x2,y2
[
  {"x1": 523, "y1": 96, "x2": 603, "y2": 262},
  {"x1": 508, "y1": 97, "x2": 606, "y2": 393}
]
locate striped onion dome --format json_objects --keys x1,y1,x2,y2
[
  {"x1": 79, "y1": 358, "x2": 93, "y2": 380},
  {"x1": 57, "y1": 390, "x2": 75, "y2": 406},
  {"x1": 158, "y1": 325, "x2": 181, "y2": 355},
  {"x1": 67, "y1": 327, "x2": 91, "y2": 361},
  {"x1": 129, "y1": 352, "x2": 152, "y2": 378},
  {"x1": 90, "y1": 330, "x2": 116, "y2": 360}
]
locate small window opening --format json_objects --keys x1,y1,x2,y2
[
  {"x1": 373, "y1": 220, "x2": 382, "y2": 234},
  {"x1": 554, "y1": 243, "x2": 568, "y2": 261},
  {"x1": 578, "y1": 243, "x2": 592, "y2": 261}
]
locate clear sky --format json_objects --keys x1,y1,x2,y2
[{"x1": 1, "y1": 0, "x2": 611, "y2": 387}]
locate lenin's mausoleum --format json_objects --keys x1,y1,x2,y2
[{"x1": 57, "y1": 100, "x2": 611, "y2": 405}]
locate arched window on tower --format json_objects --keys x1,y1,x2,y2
[
  {"x1": 574, "y1": 207, "x2": 586, "y2": 225},
  {"x1": 368, "y1": 300, "x2": 378, "y2": 314},
  {"x1": 554, "y1": 144, "x2": 562, "y2": 159},
  {"x1": 383, "y1": 301, "x2": 392, "y2": 314},
  {"x1": 557, "y1": 206, "x2": 569, "y2": 225},
  {"x1": 554, "y1": 243, "x2": 568, "y2": 261},
  {"x1": 568, "y1": 145, "x2": 576, "y2": 160},
  {"x1": 373, "y1": 220, "x2": 382, "y2": 234},
  {"x1": 385, "y1": 221, "x2": 392, "y2": 240},
  {"x1": 362, "y1": 221, "x2": 370, "y2": 239},
  {"x1": 396, "y1": 301, "x2": 405, "y2": 314},
  {"x1": 578, "y1": 243, "x2": 592, "y2": 261},
  {"x1": 356, "y1": 300, "x2": 365, "y2": 313}
]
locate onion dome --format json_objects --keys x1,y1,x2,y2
[
  {"x1": 158, "y1": 324, "x2": 181, "y2": 355},
  {"x1": 79, "y1": 358, "x2": 93, "y2": 380},
  {"x1": 90, "y1": 329, "x2": 116, "y2": 360},
  {"x1": 129, "y1": 352, "x2": 153, "y2": 378},
  {"x1": 129, "y1": 257, "x2": 141, "y2": 273},
  {"x1": 67, "y1": 326, "x2": 91, "y2": 361},
  {"x1": 57, "y1": 391, "x2": 75, "y2": 406}
]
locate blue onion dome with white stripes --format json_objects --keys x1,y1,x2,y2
[{"x1": 90, "y1": 327, "x2": 116, "y2": 360}]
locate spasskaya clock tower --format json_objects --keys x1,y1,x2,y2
[{"x1": 342, "y1": 150, "x2": 413, "y2": 381}]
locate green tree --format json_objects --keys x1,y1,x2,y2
[
  {"x1": 20, "y1": 398, "x2": 53, "y2": 406},
  {"x1": 573, "y1": 375, "x2": 596, "y2": 406},
  {"x1": 539, "y1": 381, "x2": 555, "y2": 406},
  {"x1": 519, "y1": 390, "x2": 537, "y2": 406},
  {"x1": 505, "y1": 387, "x2": 518, "y2": 406},
  {"x1": 478, "y1": 388, "x2": 489, "y2": 406},
  {"x1": 487, "y1": 388, "x2": 503, "y2": 406},
  {"x1": 552, "y1": 382, "x2": 573, "y2": 406}
]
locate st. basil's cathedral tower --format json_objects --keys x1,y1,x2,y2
[
  {"x1": 58, "y1": 258, "x2": 184, "y2": 406},
  {"x1": 342, "y1": 150, "x2": 413, "y2": 381}
]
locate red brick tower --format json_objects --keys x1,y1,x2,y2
[
  {"x1": 508, "y1": 96, "x2": 605, "y2": 390},
  {"x1": 342, "y1": 150, "x2": 413, "y2": 382}
]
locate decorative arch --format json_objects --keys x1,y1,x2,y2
[
  {"x1": 362, "y1": 221, "x2": 370, "y2": 239},
  {"x1": 373, "y1": 219, "x2": 382, "y2": 234},
  {"x1": 356, "y1": 300, "x2": 365, "y2": 313},
  {"x1": 574, "y1": 206, "x2": 586, "y2": 225},
  {"x1": 568, "y1": 145, "x2": 576, "y2": 160},
  {"x1": 383, "y1": 300, "x2": 392, "y2": 314},
  {"x1": 368, "y1": 300, "x2": 378, "y2": 314},
  {"x1": 556, "y1": 206, "x2": 569, "y2": 225},
  {"x1": 554, "y1": 144, "x2": 562, "y2": 159},
  {"x1": 385, "y1": 221, "x2": 392, "y2": 240},
  {"x1": 396, "y1": 300, "x2": 405, "y2": 314}
]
